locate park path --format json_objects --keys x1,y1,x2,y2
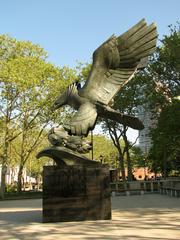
[{"x1": 0, "y1": 194, "x2": 180, "y2": 240}]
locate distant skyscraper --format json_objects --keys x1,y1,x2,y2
[
  {"x1": 138, "y1": 105, "x2": 154, "y2": 154},
  {"x1": 138, "y1": 81, "x2": 172, "y2": 154}
]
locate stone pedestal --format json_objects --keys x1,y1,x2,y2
[{"x1": 43, "y1": 165, "x2": 111, "y2": 222}]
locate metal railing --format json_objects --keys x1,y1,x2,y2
[{"x1": 110, "y1": 179, "x2": 180, "y2": 197}]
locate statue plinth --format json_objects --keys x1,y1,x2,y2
[
  {"x1": 38, "y1": 18, "x2": 157, "y2": 223},
  {"x1": 43, "y1": 165, "x2": 111, "y2": 222}
]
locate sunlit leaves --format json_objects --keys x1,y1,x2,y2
[{"x1": 0, "y1": 34, "x2": 77, "y2": 174}]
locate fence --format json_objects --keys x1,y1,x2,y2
[{"x1": 110, "y1": 179, "x2": 180, "y2": 197}]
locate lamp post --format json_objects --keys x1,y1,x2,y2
[{"x1": 91, "y1": 130, "x2": 93, "y2": 160}]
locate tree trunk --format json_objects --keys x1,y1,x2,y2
[
  {"x1": 0, "y1": 142, "x2": 9, "y2": 199},
  {"x1": 0, "y1": 163, "x2": 7, "y2": 199},
  {"x1": 126, "y1": 150, "x2": 133, "y2": 181},
  {"x1": 119, "y1": 154, "x2": 126, "y2": 181},
  {"x1": 117, "y1": 149, "x2": 126, "y2": 181},
  {"x1": 116, "y1": 142, "x2": 126, "y2": 181},
  {"x1": 123, "y1": 132, "x2": 133, "y2": 181},
  {"x1": 36, "y1": 174, "x2": 41, "y2": 191},
  {"x1": 106, "y1": 121, "x2": 126, "y2": 181},
  {"x1": 163, "y1": 147, "x2": 167, "y2": 179},
  {"x1": 17, "y1": 165, "x2": 23, "y2": 193}
]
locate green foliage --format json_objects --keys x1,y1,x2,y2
[
  {"x1": 25, "y1": 134, "x2": 50, "y2": 179},
  {"x1": 149, "y1": 99, "x2": 180, "y2": 175},
  {"x1": 113, "y1": 73, "x2": 145, "y2": 115},
  {"x1": 0, "y1": 34, "x2": 76, "y2": 143},
  {"x1": 76, "y1": 62, "x2": 92, "y2": 82},
  {"x1": 85, "y1": 134, "x2": 118, "y2": 168},
  {"x1": 0, "y1": 34, "x2": 77, "y2": 195},
  {"x1": 5, "y1": 184, "x2": 17, "y2": 193},
  {"x1": 153, "y1": 24, "x2": 180, "y2": 94},
  {"x1": 139, "y1": 23, "x2": 180, "y2": 112},
  {"x1": 130, "y1": 23, "x2": 180, "y2": 176},
  {"x1": 130, "y1": 146, "x2": 146, "y2": 168},
  {"x1": 1, "y1": 21, "x2": 179, "y2": 191}
]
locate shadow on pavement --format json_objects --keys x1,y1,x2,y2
[
  {"x1": 0, "y1": 195, "x2": 180, "y2": 239},
  {"x1": 0, "y1": 210, "x2": 42, "y2": 223}
]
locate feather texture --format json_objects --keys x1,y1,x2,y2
[{"x1": 79, "y1": 19, "x2": 157, "y2": 105}]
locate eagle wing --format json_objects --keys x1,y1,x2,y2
[{"x1": 79, "y1": 19, "x2": 157, "y2": 105}]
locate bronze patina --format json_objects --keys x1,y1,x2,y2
[{"x1": 37, "y1": 19, "x2": 158, "y2": 165}]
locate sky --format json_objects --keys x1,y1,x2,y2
[{"x1": 0, "y1": 0, "x2": 179, "y2": 142}]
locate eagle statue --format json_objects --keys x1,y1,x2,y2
[
  {"x1": 52, "y1": 19, "x2": 157, "y2": 136},
  {"x1": 37, "y1": 19, "x2": 157, "y2": 165}
]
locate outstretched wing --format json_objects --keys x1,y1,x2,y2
[
  {"x1": 79, "y1": 19, "x2": 157, "y2": 105},
  {"x1": 64, "y1": 102, "x2": 97, "y2": 136}
]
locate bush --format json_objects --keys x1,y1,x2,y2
[{"x1": 5, "y1": 184, "x2": 17, "y2": 193}]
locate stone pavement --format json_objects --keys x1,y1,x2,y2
[{"x1": 0, "y1": 194, "x2": 180, "y2": 240}]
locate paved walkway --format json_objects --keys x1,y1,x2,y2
[{"x1": 0, "y1": 194, "x2": 180, "y2": 240}]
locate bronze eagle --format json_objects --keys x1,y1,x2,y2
[{"x1": 52, "y1": 19, "x2": 157, "y2": 136}]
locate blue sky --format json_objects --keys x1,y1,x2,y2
[
  {"x1": 0, "y1": 0, "x2": 179, "y2": 142},
  {"x1": 1, "y1": 0, "x2": 179, "y2": 68}
]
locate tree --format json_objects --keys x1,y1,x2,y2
[
  {"x1": 102, "y1": 119, "x2": 140, "y2": 181},
  {"x1": 139, "y1": 23, "x2": 180, "y2": 111},
  {"x1": 85, "y1": 134, "x2": 118, "y2": 168},
  {"x1": 102, "y1": 121, "x2": 126, "y2": 180},
  {"x1": 24, "y1": 135, "x2": 49, "y2": 191},
  {"x1": 0, "y1": 35, "x2": 76, "y2": 197},
  {"x1": 101, "y1": 23, "x2": 180, "y2": 179},
  {"x1": 149, "y1": 99, "x2": 180, "y2": 177},
  {"x1": 130, "y1": 146, "x2": 146, "y2": 168},
  {"x1": 133, "y1": 23, "x2": 180, "y2": 176},
  {"x1": 118, "y1": 78, "x2": 145, "y2": 180},
  {"x1": 12, "y1": 64, "x2": 75, "y2": 193}
]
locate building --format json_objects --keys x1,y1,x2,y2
[
  {"x1": 0, "y1": 164, "x2": 37, "y2": 190},
  {"x1": 138, "y1": 81, "x2": 172, "y2": 154},
  {"x1": 138, "y1": 105, "x2": 155, "y2": 154}
]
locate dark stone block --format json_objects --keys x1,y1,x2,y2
[{"x1": 43, "y1": 165, "x2": 111, "y2": 222}]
